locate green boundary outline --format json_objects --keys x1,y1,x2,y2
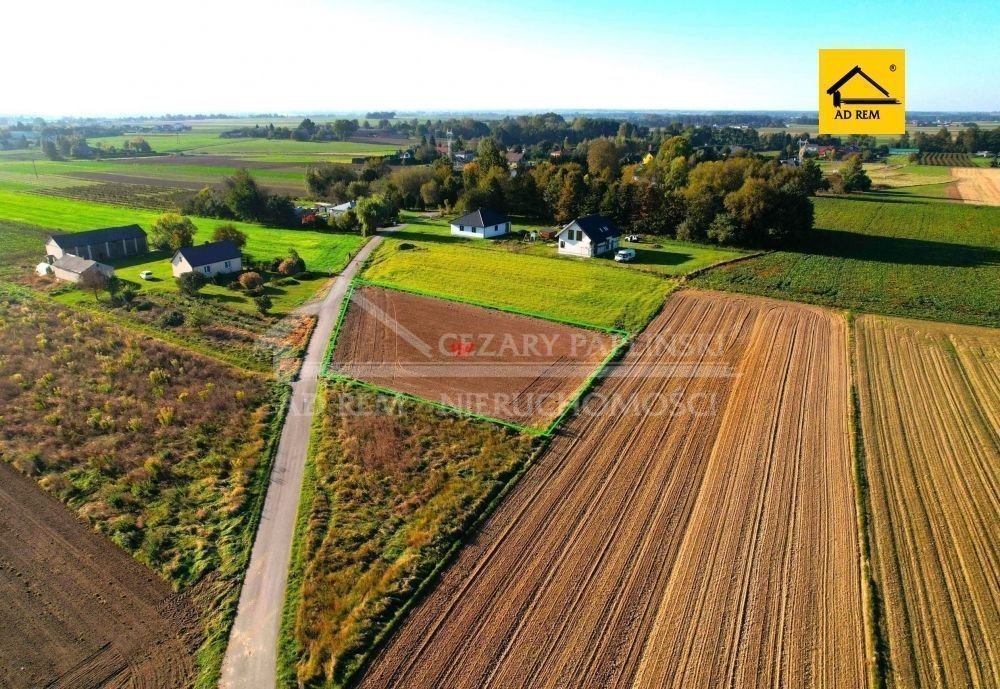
[
  {"x1": 354, "y1": 277, "x2": 629, "y2": 337},
  {"x1": 320, "y1": 278, "x2": 631, "y2": 437}
]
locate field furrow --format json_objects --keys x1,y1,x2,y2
[
  {"x1": 631, "y1": 302, "x2": 866, "y2": 689},
  {"x1": 358, "y1": 290, "x2": 867, "y2": 689},
  {"x1": 856, "y1": 316, "x2": 1000, "y2": 689}
]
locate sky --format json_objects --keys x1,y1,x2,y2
[{"x1": 2, "y1": 0, "x2": 998, "y2": 117}]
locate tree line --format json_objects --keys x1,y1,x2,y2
[{"x1": 305, "y1": 134, "x2": 835, "y2": 249}]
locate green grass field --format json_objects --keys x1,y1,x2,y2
[
  {"x1": 0, "y1": 189, "x2": 363, "y2": 272},
  {"x1": 362, "y1": 230, "x2": 672, "y2": 332},
  {"x1": 398, "y1": 212, "x2": 747, "y2": 277},
  {"x1": 694, "y1": 188, "x2": 1000, "y2": 327}
]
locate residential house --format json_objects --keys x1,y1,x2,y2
[
  {"x1": 506, "y1": 150, "x2": 526, "y2": 172},
  {"x1": 556, "y1": 215, "x2": 621, "y2": 258},
  {"x1": 798, "y1": 142, "x2": 837, "y2": 159},
  {"x1": 449, "y1": 208, "x2": 511, "y2": 239},
  {"x1": 45, "y1": 224, "x2": 148, "y2": 262},
  {"x1": 49, "y1": 254, "x2": 114, "y2": 284},
  {"x1": 171, "y1": 240, "x2": 242, "y2": 278},
  {"x1": 331, "y1": 200, "x2": 357, "y2": 216}
]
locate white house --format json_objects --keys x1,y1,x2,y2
[
  {"x1": 556, "y1": 215, "x2": 622, "y2": 258},
  {"x1": 49, "y1": 254, "x2": 114, "y2": 283},
  {"x1": 171, "y1": 240, "x2": 242, "y2": 278},
  {"x1": 449, "y1": 208, "x2": 511, "y2": 239}
]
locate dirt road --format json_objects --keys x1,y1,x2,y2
[
  {"x1": 949, "y1": 166, "x2": 1000, "y2": 206},
  {"x1": 358, "y1": 290, "x2": 868, "y2": 689},
  {"x1": 219, "y1": 230, "x2": 393, "y2": 689},
  {"x1": 0, "y1": 462, "x2": 198, "y2": 689}
]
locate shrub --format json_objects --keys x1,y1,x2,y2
[
  {"x1": 176, "y1": 271, "x2": 207, "y2": 296},
  {"x1": 254, "y1": 295, "x2": 273, "y2": 314},
  {"x1": 212, "y1": 223, "x2": 248, "y2": 248},
  {"x1": 239, "y1": 271, "x2": 264, "y2": 291},
  {"x1": 277, "y1": 249, "x2": 306, "y2": 276},
  {"x1": 159, "y1": 310, "x2": 184, "y2": 327}
]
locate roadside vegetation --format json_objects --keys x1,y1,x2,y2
[
  {"x1": 280, "y1": 382, "x2": 535, "y2": 688},
  {"x1": 0, "y1": 289, "x2": 285, "y2": 687}
]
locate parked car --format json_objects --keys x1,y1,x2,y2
[
  {"x1": 625, "y1": 234, "x2": 640, "y2": 242},
  {"x1": 614, "y1": 248, "x2": 636, "y2": 263},
  {"x1": 139, "y1": 270, "x2": 154, "y2": 280}
]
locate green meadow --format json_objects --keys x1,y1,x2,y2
[
  {"x1": 0, "y1": 189, "x2": 362, "y2": 272},
  {"x1": 362, "y1": 230, "x2": 673, "y2": 332},
  {"x1": 397, "y1": 212, "x2": 747, "y2": 277},
  {"x1": 694, "y1": 187, "x2": 1000, "y2": 327}
]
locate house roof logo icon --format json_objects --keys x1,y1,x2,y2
[{"x1": 826, "y1": 66, "x2": 901, "y2": 108}]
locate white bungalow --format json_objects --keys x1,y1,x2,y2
[
  {"x1": 556, "y1": 215, "x2": 621, "y2": 258},
  {"x1": 171, "y1": 240, "x2": 242, "y2": 278},
  {"x1": 449, "y1": 208, "x2": 511, "y2": 239}
]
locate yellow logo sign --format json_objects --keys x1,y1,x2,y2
[{"x1": 819, "y1": 49, "x2": 905, "y2": 135}]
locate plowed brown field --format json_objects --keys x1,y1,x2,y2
[
  {"x1": 856, "y1": 315, "x2": 1000, "y2": 689},
  {"x1": 330, "y1": 285, "x2": 618, "y2": 428},
  {"x1": 0, "y1": 462, "x2": 198, "y2": 689},
  {"x1": 949, "y1": 167, "x2": 1000, "y2": 206},
  {"x1": 357, "y1": 289, "x2": 868, "y2": 689}
]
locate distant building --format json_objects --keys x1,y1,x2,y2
[
  {"x1": 330, "y1": 200, "x2": 357, "y2": 216},
  {"x1": 171, "y1": 240, "x2": 242, "y2": 278},
  {"x1": 453, "y1": 151, "x2": 476, "y2": 163},
  {"x1": 798, "y1": 142, "x2": 837, "y2": 159},
  {"x1": 449, "y1": 208, "x2": 511, "y2": 239},
  {"x1": 49, "y1": 254, "x2": 114, "y2": 284},
  {"x1": 556, "y1": 215, "x2": 621, "y2": 258},
  {"x1": 45, "y1": 224, "x2": 148, "y2": 262}
]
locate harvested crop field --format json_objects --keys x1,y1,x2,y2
[
  {"x1": 358, "y1": 289, "x2": 868, "y2": 689},
  {"x1": 32, "y1": 181, "x2": 196, "y2": 211},
  {"x1": 329, "y1": 285, "x2": 620, "y2": 429},
  {"x1": 856, "y1": 315, "x2": 1000, "y2": 689},
  {"x1": 0, "y1": 462, "x2": 198, "y2": 689},
  {"x1": 948, "y1": 166, "x2": 1000, "y2": 206}
]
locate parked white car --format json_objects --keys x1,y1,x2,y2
[
  {"x1": 139, "y1": 270, "x2": 154, "y2": 280},
  {"x1": 614, "y1": 248, "x2": 636, "y2": 263},
  {"x1": 625, "y1": 234, "x2": 640, "y2": 242}
]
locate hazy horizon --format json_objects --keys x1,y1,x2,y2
[{"x1": 3, "y1": 0, "x2": 999, "y2": 117}]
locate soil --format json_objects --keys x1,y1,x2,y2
[
  {"x1": 949, "y1": 166, "x2": 1000, "y2": 206},
  {"x1": 856, "y1": 315, "x2": 1000, "y2": 689},
  {"x1": 356, "y1": 289, "x2": 868, "y2": 689},
  {"x1": 330, "y1": 285, "x2": 619, "y2": 428},
  {"x1": 0, "y1": 463, "x2": 200, "y2": 689}
]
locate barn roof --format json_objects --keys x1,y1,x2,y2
[
  {"x1": 52, "y1": 254, "x2": 101, "y2": 275},
  {"x1": 174, "y1": 240, "x2": 241, "y2": 267},
  {"x1": 564, "y1": 214, "x2": 621, "y2": 242},
  {"x1": 48, "y1": 224, "x2": 145, "y2": 249},
  {"x1": 450, "y1": 207, "x2": 510, "y2": 228}
]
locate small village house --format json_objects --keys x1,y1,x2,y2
[
  {"x1": 49, "y1": 254, "x2": 114, "y2": 284},
  {"x1": 45, "y1": 224, "x2": 148, "y2": 262},
  {"x1": 556, "y1": 215, "x2": 621, "y2": 258},
  {"x1": 171, "y1": 240, "x2": 242, "y2": 278},
  {"x1": 449, "y1": 208, "x2": 512, "y2": 239}
]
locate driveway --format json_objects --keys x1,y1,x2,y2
[{"x1": 220, "y1": 228, "x2": 396, "y2": 689}]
